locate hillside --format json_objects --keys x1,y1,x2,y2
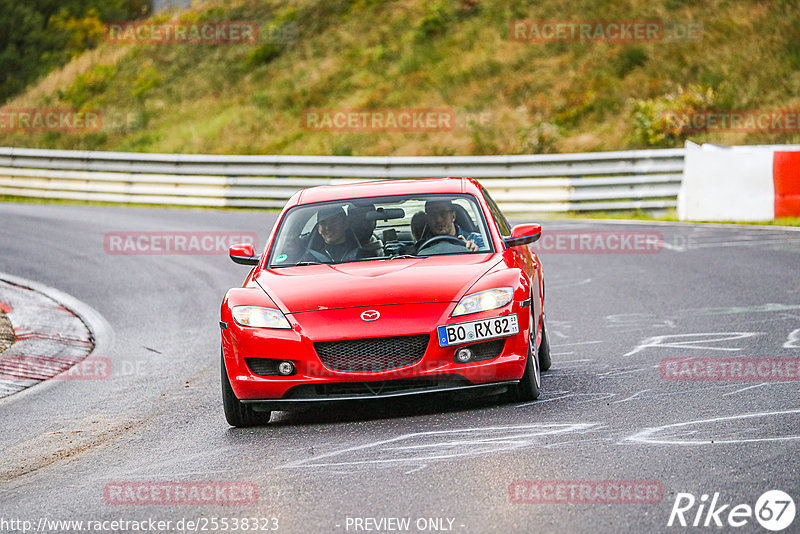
[{"x1": 1, "y1": 0, "x2": 799, "y2": 156}]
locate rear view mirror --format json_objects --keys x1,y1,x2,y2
[
  {"x1": 503, "y1": 224, "x2": 542, "y2": 248},
  {"x1": 229, "y1": 243, "x2": 259, "y2": 265},
  {"x1": 365, "y1": 207, "x2": 405, "y2": 221}
]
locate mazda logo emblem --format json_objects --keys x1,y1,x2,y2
[{"x1": 361, "y1": 310, "x2": 380, "y2": 321}]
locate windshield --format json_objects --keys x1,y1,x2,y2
[{"x1": 267, "y1": 193, "x2": 493, "y2": 267}]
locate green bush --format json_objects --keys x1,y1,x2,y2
[
  {"x1": 60, "y1": 63, "x2": 118, "y2": 108},
  {"x1": 0, "y1": 0, "x2": 149, "y2": 104},
  {"x1": 131, "y1": 62, "x2": 162, "y2": 101},
  {"x1": 247, "y1": 43, "x2": 283, "y2": 66},
  {"x1": 630, "y1": 85, "x2": 716, "y2": 147},
  {"x1": 613, "y1": 47, "x2": 648, "y2": 78},
  {"x1": 415, "y1": 2, "x2": 453, "y2": 41}
]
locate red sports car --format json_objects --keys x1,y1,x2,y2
[{"x1": 219, "y1": 177, "x2": 550, "y2": 427}]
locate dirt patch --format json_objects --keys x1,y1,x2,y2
[
  {"x1": 0, "y1": 417, "x2": 141, "y2": 483},
  {"x1": 0, "y1": 310, "x2": 13, "y2": 354}
]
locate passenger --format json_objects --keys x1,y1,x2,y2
[{"x1": 309, "y1": 205, "x2": 364, "y2": 262}]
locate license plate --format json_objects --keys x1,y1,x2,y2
[{"x1": 437, "y1": 314, "x2": 519, "y2": 347}]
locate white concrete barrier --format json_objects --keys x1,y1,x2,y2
[{"x1": 679, "y1": 142, "x2": 800, "y2": 221}]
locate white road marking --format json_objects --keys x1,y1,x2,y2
[
  {"x1": 279, "y1": 423, "x2": 597, "y2": 469},
  {"x1": 612, "y1": 389, "x2": 652, "y2": 403},
  {"x1": 721, "y1": 382, "x2": 772, "y2": 397},
  {"x1": 516, "y1": 393, "x2": 575, "y2": 406},
  {"x1": 575, "y1": 393, "x2": 618, "y2": 404},
  {"x1": 624, "y1": 332, "x2": 759, "y2": 357},
  {"x1": 542, "y1": 437, "x2": 614, "y2": 449},
  {"x1": 403, "y1": 465, "x2": 427, "y2": 475},
  {"x1": 784, "y1": 328, "x2": 800, "y2": 349},
  {"x1": 625, "y1": 409, "x2": 800, "y2": 445},
  {"x1": 605, "y1": 313, "x2": 677, "y2": 330},
  {"x1": 553, "y1": 341, "x2": 604, "y2": 347},
  {"x1": 597, "y1": 368, "x2": 646, "y2": 379},
  {"x1": 687, "y1": 303, "x2": 800, "y2": 316}
]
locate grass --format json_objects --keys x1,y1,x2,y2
[{"x1": 0, "y1": 0, "x2": 798, "y2": 155}]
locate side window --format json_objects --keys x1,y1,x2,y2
[{"x1": 482, "y1": 188, "x2": 511, "y2": 237}]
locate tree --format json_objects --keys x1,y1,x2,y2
[{"x1": 0, "y1": 0, "x2": 151, "y2": 104}]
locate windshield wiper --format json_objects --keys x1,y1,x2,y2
[{"x1": 386, "y1": 254, "x2": 424, "y2": 259}]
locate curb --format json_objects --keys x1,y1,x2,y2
[{"x1": 0, "y1": 272, "x2": 114, "y2": 402}]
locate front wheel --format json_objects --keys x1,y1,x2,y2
[
  {"x1": 221, "y1": 349, "x2": 272, "y2": 427},
  {"x1": 508, "y1": 313, "x2": 541, "y2": 401}
]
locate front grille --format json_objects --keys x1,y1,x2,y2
[{"x1": 314, "y1": 335, "x2": 429, "y2": 372}]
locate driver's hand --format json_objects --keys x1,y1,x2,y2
[{"x1": 459, "y1": 235, "x2": 479, "y2": 251}]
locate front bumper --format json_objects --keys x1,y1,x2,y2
[
  {"x1": 221, "y1": 302, "x2": 530, "y2": 401},
  {"x1": 241, "y1": 380, "x2": 519, "y2": 410}
]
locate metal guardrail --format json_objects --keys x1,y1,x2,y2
[{"x1": 0, "y1": 147, "x2": 685, "y2": 212}]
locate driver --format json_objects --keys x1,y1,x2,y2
[{"x1": 423, "y1": 200, "x2": 483, "y2": 251}]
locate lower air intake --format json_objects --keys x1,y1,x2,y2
[{"x1": 314, "y1": 335, "x2": 429, "y2": 372}]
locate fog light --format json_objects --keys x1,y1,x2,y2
[
  {"x1": 455, "y1": 348, "x2": 473, "y2": 363},
  {"x1": 277, "y1": 361, "x2": 295, "y2": 376}
]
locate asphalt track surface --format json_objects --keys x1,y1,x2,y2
[{"x1": 1, "y1": 203, "x2": 799, "y2": 534}]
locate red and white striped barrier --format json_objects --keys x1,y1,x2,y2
[
  {"x1": 679, "y1": 142, "x2": 800, "y2": 221},
  {"x1": 773, "y1": 151, "x2": 800, "y2": 218}
]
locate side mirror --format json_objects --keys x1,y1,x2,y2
[
  {"x1": 229, "y1": 243, "x2": 259, "y2": 266},
  {"x1": 503, "y1": 224, "x2": 542, "y2": 248}
]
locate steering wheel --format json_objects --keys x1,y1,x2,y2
[{"x1": 416, "y1": 235, "x2": 466, "y2": 253}]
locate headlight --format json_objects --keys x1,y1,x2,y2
[
  {"x1": 232, "y1": 306, "x2": 292, "y2": 329},
  {"x1": 452, "y1": 287, "x2": 514, "y2": 317}
]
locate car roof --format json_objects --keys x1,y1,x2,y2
[{"x1": 292, "y1": 177, "x2": 481, "y2": 206}]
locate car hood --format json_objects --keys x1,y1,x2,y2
[{"x1": 254, "y1": 254, "x2": 500, "y2": 313}]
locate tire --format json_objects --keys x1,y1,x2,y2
[
  {"x1": 221, "y1": 349, "x2": 272, "y2": 427},
  {"x1": 538, "y1": 318, "x2": 552, "y2": 372},
  {"x1": 508, "y1": 309, "x2": 542, "y2": 402}
]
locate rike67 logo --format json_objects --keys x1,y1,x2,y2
[{"x1": 668, "y1": 490, "x2": 796, "y2": 531}]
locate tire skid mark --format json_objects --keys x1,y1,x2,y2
[{"x1": 0, "y1": 415, "x2": 143, "y2": 483}]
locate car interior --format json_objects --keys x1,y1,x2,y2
[{"x1": 268, "y1": 195, "x2": 492, "y2": 267}]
